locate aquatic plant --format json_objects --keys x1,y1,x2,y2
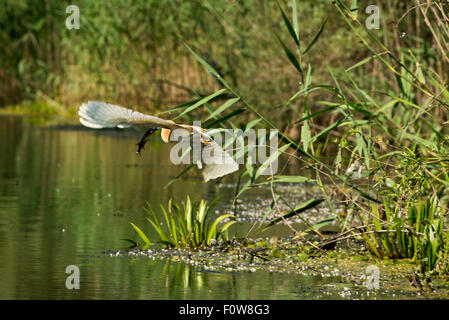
[
  {"x1": 165, "y1": 0, "x2": 449, "y2": 276},
  {"x1": 130, "y1": 196, "x2": 236, "y2": 249},
  {"x1": 363, "y1": 197, "x2": 448, "y2": 275}
]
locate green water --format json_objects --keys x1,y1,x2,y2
[
  {"x1": 0, "y1": 115, "x2": 427, "y2": 300},
  {"x1": 0, "y1": 115, "x2": 328, "y2": 299}
]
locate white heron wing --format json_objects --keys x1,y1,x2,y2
[
  {"x1": 78, "y1": 101, "x2": 176, "y2": 129},
  {"x1": 199, "y1": 132, "x2": 239, "y2": 182},
  {"x1": 79, "y1": 101, "x2": 239, "y2": 182}
]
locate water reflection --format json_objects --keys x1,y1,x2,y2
[{"x1": 0, "y1": 115, "x2": 340, "y2": 299}]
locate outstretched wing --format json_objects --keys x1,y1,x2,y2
[
  {"x1": 78, "y1": 101, "x2": 239, "y2": 181},
  {"x1": 78, "y1": 101, "x2": 182, "y2": 130},
  {"x1": 200, "y1": 141, "x2": 239, "y2": 182},
  {"x1": 195, "y1": 129, "x2": 239, "y2": 182}
]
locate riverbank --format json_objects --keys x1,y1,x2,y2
[
  {"x1": 0, "y1": 99, "x2": 77, "y2": 116},
  {"x1": 109, "y1": 236, "x2": 449, "y2": 299}
]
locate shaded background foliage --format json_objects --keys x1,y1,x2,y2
[
  {"x1": 1, "y1": 0, "x2": 448, "y2": 151},
  {"x1": 2, "y1": 0, "x2": 366, "y2": 113},
  {"x1": 2, "y1": 0, "x2": 449, "y2": 281}
]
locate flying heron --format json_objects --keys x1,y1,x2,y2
[{"x1": 78, "y1": 101, "x2": 239, "y2": 182}]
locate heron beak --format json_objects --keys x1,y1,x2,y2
[{"x1": 161, "y1": 128, "x2": 172, "y2": 143}]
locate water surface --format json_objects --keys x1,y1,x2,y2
[{"x1": 0, "y1": 115, "x2": 416, "y2": 299}]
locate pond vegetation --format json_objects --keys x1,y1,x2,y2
[
  {"x1": 130, "y1": 196, "x2": 236, "y2": 249},
  {"x1": 2, "y1": 0, "x2": 449, "y2": 298},
  {"x1": 125, "y1": 0, "x2": 449, "y2": 290}
]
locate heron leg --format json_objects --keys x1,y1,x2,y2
[{"x1": 136, "y1": 128, "x2": 160, "y2": 155}]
